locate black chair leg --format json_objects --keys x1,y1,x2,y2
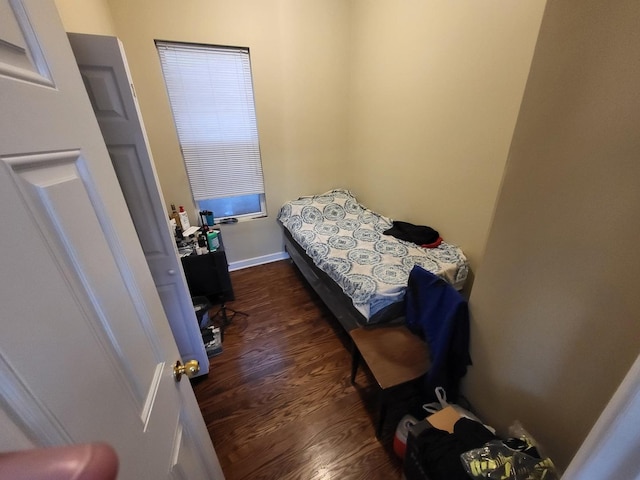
[
  {"x1": 376, "y1": 390, "x2": 388, "y2": 439},
  {"x1": 351, "y1": 347, "x2": 361, "y2": 384}
]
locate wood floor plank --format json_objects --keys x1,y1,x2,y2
[{"x1": 192, "y1": 260, "x2": 403, "y2": 479}]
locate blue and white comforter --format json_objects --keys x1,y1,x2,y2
[{"x1": 278, "y1": 189, "x2": 469, "y2": 320}]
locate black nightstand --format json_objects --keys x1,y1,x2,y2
[{"x1": 180, "y1": 230, "x2": 234, "y2": 304}]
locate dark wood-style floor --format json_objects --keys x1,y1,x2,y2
[{"x1": 192, "y1": 260, "x2": 404, "y2": 479}]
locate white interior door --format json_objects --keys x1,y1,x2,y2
[
  {"x1": 0, "y1": 1, "x2": 223, "y2": 478},
  {"x1": 67, "y1": 33, "x2": 209, "y2": 376}
]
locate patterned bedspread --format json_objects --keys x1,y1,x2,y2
[{"x1": 278, "y1": 189, "x2": 468, "y2": 321}]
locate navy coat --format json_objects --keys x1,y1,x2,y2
[{"x1": 405, "y1": 265, "x2": 472, "y2": 401}]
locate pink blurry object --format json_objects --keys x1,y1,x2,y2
[{"x1": 0, "y1": 443, "x2": 118, "y2": 480}]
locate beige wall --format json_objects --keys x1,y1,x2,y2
[
  {"x1": 57, "y1": 0, "x2": 544, "y2": 269},
  {"x1": 104, "y1": 0, "x2": 351, "y2": 263},
  {"x1": 54, "y1": 0, "x2": 116, "y2": 35},
  {"x1": 348, "y1": 1, "x2": 546, "y2": 271},
  {"x1": 465, "y1": 0, "x2": 640, "y2": 470}
]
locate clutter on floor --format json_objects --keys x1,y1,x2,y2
[
  {"x1": 191, "y1": 296, "x2": 223, "y2": 357},
  {"x1": 202, "y1": 325, "x2": 223, "y2": 357},
  {"x1": 401, "y1": 389, "x2": 559, "y2": 480}
]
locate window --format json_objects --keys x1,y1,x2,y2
[{"x1": 156, "y1": 41, "x2": 266, "y2": 221}]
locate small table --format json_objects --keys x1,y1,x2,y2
[{"x1": 180, "y1": 230, "x2": 234, "y2": 305}]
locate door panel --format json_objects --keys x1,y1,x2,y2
[
  {"x1": 0, "y1": 407, "x2": 37, "y2": 452},
  {"x1": 0, "y1": 1, "x2": 223, "y2": 478},
  {"x1": 170, "y1": 422, "x2": 210, "y2": 480},
  {"x1": 0, "y1": 354, "x2": 72, "y2": 448},
  {"x1": 108, "y1": 145, "x2": 167, "y2": 257},
  {"x1": 4, "y1": 150, "x2": 161, "y2": 400},
  {"x1": 68, "y1": 33, "x2": 209, "y2": 372},
  {"x1": 0, "y1": 0, "x2": 53, "y2": 86}
]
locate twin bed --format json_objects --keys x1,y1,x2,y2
[{"x1": 278, "y1": 189, "x2": 469, "y2": 332}]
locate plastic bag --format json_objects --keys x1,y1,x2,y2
[
  {"x1": 460, "y1": 426, "x2": 559, "y2": 480},
  {"x1": 393, "y1": 414, "x2": 418, "y2": 459},
  {"x1": 421, "y1": 386, "x2": 449, "y2": 414},
  {"x1": 422, "y1": 387, "x2": 495, "y2": 434}
]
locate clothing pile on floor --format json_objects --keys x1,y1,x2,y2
[{"x1": 402, "y1": 404, "x2": 558, "y2": 480}]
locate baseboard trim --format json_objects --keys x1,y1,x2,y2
[{"x1": 228, "y1": 251, "x2": 290, "y2": 272}]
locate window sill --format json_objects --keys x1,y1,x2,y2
[{"x1": 216, "y1": 214, "x2": 267, "y2": 225}]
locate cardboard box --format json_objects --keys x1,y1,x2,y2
[{"x1": 424, "y1": 406, "x2": 462, "y2": 433}]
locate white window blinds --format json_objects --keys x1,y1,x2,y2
[{"x1": 156, "y1": 41, "x2": 265, "y2": 201}]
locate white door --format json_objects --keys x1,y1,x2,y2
[
  {"x1": 0, "y1": 1, "x2": 223, "y2": 478},
  {"x1": 67, "y1": 33, "x2": 209, "y2": 376}
]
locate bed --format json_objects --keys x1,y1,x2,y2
[{"x1": 278, "y1": 189, "x2": 469, "y2": 331}]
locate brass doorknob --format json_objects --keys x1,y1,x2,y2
[{"x1": 173, "y1": 359, "x2": 200, "y2": 381}]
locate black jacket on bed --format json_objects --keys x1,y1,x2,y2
[
  {"x1": 404, "y1": 265, "x2": 471, "y2": 402},
  {"x1": 384, "y1": 220, "x2": 440, "y2": 246}
]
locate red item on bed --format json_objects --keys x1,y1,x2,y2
[{"x1": 422, "y1": 236, "x2": 443, "y2": 248}]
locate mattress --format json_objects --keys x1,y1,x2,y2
[{"x1": 278, "y1": 189, "x2": 469, "y2": 321}]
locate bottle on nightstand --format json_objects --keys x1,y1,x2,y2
[
  {"x1": 178, "y1": 205, "x2": 191, "y2": 230},
  {"x1": 206, "y1": 230, "x2": 220, "y2": 252}
]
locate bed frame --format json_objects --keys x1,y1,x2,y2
[{"x1": 283, "y1": 227, "x2": 403, "y2": 332}]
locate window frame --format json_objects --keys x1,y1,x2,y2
[{"x1": 155, "y1": 40, "x2": 267, "y2": 222}]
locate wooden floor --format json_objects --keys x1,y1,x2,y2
[{"x1": 192, "y1": 260, "x2": 404, "y2": 479}]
